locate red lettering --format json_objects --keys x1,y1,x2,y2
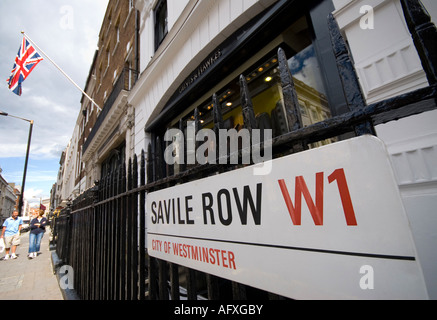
[
  {"x1": 209, "y1": 248, "x2": 216, "y2": 264},
  {"x1": 278, "y1": 172, "x2": 324, "y2": 225},
  {"x1": 191, "y1": 245, "x2": 199, "y2": 260},
  {"x1": 328, "y1": 169, "x2": 357, "y2": 226},
  {"x1": 169, "y1": 242, "x2": 237, "y2": 270},
  {"x1": 228, "y1": 251, "x2": 236, "y2": 270},
  {"x1": 172, "y1": 243, "x2": 179, "y2": 255},
  {"x1": 214, "y1": 249, "x2": 221, "y2": 266},
  {"x1": 202, "y1": 247, "x2": 209, "y2": 263},
  {"x1": 221, "y1": 250, "x2": 228, "y2": 268},
  {"x1": 279, "y1": 169, "x2": 358, "y2": 226}
]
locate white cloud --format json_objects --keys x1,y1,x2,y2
[
  {"x1": 31, "y1": 143, "x2": 67, "y2": 160},
  {"x1": 26, "y1": 171, "x2": 58, "y2": 183},
  {"x1": 30, "y1": 95, "x2": 72, "y2": 116},
  {"x1": 23, "y1": 188, "x2": 45, "y2": 202},
  {"x1": 0, "y1": 143, "x2": 29, "y2": 158}
]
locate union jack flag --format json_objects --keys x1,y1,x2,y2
[{"x1": 6, "y1": 36, "x2": 43, "y2": 96}]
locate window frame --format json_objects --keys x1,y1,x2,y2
[{"x1": 154, "y1": 0, "x2": 168, "y2": 52}]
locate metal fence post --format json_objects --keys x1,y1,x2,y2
[
  {"x1": 401, "y1": 0, "x2": 437, "y2": 85},
  {"x1": 328, "y1": 13, "x2": 375, "y2": 136}
]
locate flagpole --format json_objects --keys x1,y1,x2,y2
[{"x1": 21, "y1": 31, "x2": 102, "y2": 112}]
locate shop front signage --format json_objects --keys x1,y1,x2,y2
[
  {"x1": 146, "y1": 135, "x2": 428, "y2": 299},
  {"x1": 178, "y1": 49, "x2": 222, "y2": 94}
]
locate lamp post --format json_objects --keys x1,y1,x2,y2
[{"x1": 0, "y1": 111, "x2": 34, "y2": 216}]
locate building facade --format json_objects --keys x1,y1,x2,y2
[
  {"x1": 53, "y1": 149, "x2": 67, "y2": 208},
  {"x1": 0, "y1": 173, "x2": 17, "y2": 224},
  {"x1": 54, "y1": 0, "x2": 140, "y2": 207},
  {"x1": 80, "y1": 0, "x2": 140, "y2": 191}
]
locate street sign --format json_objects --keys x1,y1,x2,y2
[{"x1": 147, "y1": 135, "x2": 428, "y2": 299}]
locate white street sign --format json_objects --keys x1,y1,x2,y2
[{"x1": 146, "y1": 135, "x2": 428, "y2": 299}]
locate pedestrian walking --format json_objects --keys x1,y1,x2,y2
[
  {"x1": 28, "y1": 210, "x2": 48, "y2": 259},
  {"x1": 1, "y1": 210, "x2": 23, "y2": 260}
]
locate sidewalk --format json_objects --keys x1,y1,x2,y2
[{"x1": 0, "y1": 228, "x2": 63, "y2": 300}]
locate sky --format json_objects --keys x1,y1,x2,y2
[{"x1": 0, "y1": 1, "x2": 109, "y2": 207}]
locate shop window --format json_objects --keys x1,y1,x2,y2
[
  {"x1": 154, "y1": 0, "x2": 168, "y2": 51},
  {"x1": 171, "y1": 15, "x2": 334, "y2": 145}
]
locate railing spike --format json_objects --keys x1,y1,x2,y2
[
  {"x1": 155, "y1": 135, "x2": 164, "y2": 181},
  {"x1": 400, "y1": 0, "x2": 437, "y2": 85},
  {"x1": 179, "y1": 118, "x2": 186, "y2": 173},
  {"x1": 327, "y1": 13, "x2": 375, "y2": 136},
  {"x1": 278, "y1": 47, "x2": 304, "y2": 133},
  {"x1": 212, "y1": 93, "x2": 225, "y2": 169},
  {"x1": 239, "y1": 74, "x2": 257, "y2": 132},
  {"x1": 146, "y1": 142, "x2": 153, "y2": 184}
]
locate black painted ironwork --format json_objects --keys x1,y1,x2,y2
[
  {"x1": 327, "y1": 13, "x2": 376, "y2": 136},
  {"x1": 401, "y1": 0, "x2": 437, "y2": 85}
]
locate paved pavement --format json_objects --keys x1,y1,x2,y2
[{"x1": 0, "y1": 228, "x2": 64, "y2": 300}]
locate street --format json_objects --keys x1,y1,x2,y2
[{"x1": 0, "y1": 228, "x2": 63, "y2": 300}]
